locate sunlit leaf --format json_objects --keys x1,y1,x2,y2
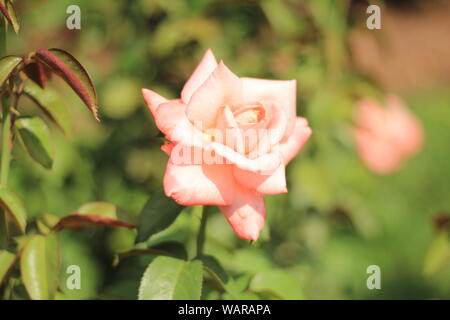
[
  {"x1": 138, "y1": 256, "x2": 202, "y2": 300},
  {"x1": 23, "y1": 81, "x2": 72, "y2": 136},
  {"x1": 45, "y1": 232, "x2": 61, "y2": 298},
  {"x1": 0, "y1": 250, "x2": 17, "y2": 285},
  {"x1": 20, "y1": 233, "x2": 61, "y2": 300},
  {"x1": 136, "y1": 191, "x2": 184, "y2": 243},
  {"x1": 0, "y1": 0, "x2": 20, "y2": 34},
  {"x1": 0, "y1": 55, "x2": 22, "y2": 87},
  {"x1": 36, "y1": 213, "x2": 60, "y2": 235},
  {"x1": 250, "y1": 270, "x2": 304, "y2": 300},
  {"x1": 15, "y1": 116, "x2": 54, "y2": 169},
  {"x1": 33, "y1": 48, "x2": 99, "y2": 120},
  {"x1": 0, "y1": 187, "x2": 27, "y2": 233}
]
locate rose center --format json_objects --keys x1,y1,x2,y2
[{"x1": 233, "y1": 105, "x2": 265, "y2": 126}]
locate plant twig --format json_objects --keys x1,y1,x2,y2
[{"x1": 196, "y1": 206, "x2": 213, "y2": 257}]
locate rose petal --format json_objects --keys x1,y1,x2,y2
[
  {"x1": 214, "y1": 105, "x2": 245, "y2": 153},
  {"x1": 219, "y1": 184, "x2": 265, "y2": 241},
  {"x1": 387, "y1": 95, "x2": 423, "y2": 155},
  {"x1": 153, "y1": 101, "x2": 187, "y2": 136},
  {"x1": 187, "y1": 61, "x2": 242, "y2": 129},
  {"x1": 354, "y1": 128, "x2": 402, "y2": 174},
  {"x1": 154, "y1": 101, "x2": 205, "y2": 148},
  {"x1": 233, "y1": 164, "x2": 287, "y2": 195},
  {"x1": 279, "y1": 117, "x2": 312, "y2": 165},
  {"x1": 241, "y1": 78, "x2": 296, "y2": 137},
  {"x1": 181, "y1": 49, "x2": 218, "y2": 104},
  {"x1": 208, "y1": 141, "x2": 281, "y2": 174},
  {"x1": 161, "y1": 141, "x2": 174, "y2": 155},
  {"x1": 164, "y1": 162, "x2": 235, "y2": 206},
  {"x1": 246, "y1": 102, "x2": 288, "y2": 158},
  {"x1": 355, "y1": 99, "x2": 390, "y2": 141},
  {"x1": 142, "y1": 88, "x2": 168, "y2": 116}
]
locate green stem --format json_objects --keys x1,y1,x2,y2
[
  {"x1": 1, "y1": 96, "x2": 11, "y2": 187},
  {"x1": 0, "y1": 15, "x2": 9, "y2": 250},
  {"x1": 0, "y1": 209, "x2": 7, "y2": 249},
  {"x1": 0, "y1": 16, "x2": 6, "y2": 57},
  {"x1": 196, "y1": 206, "x2": 212, "y2": 257}
]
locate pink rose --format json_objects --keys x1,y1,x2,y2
[
  {"x1": 142, "y1": 49, "x2": 312, "y2": 240},
  {"x1": 354, "y1": 95, "x2": 423, "y2": 175}
]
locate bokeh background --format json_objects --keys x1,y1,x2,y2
[{"x1": 6, "y1": 0, "x2": 450, "y2": 299}]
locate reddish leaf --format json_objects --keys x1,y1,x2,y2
[
  {"x1": 0, "y1": 3, "x2": 10, "y2": 23},
  {"x1": 33, "y1": 49, "x2": 99, "y2": 120},
  {"x1": 0, "y1": 0, "x2": 19, "y2": 34},
  {"x1": 53, "y1": 214, "x2": 134, "y2": 231},
  {"x1": 24, "y1": 62, "x2": 48, "y2": 88}
]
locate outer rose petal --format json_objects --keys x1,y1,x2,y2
[
  {"x1": 161, "y1": 142, "x2": 174, "y2": 155},
  {"x1": 233, "y1": 164, "x2": 287, "y2": 195},
  {"x1": 154, "y1": 101, "x2": 205, "y2": 148},
  {"x1": 181, "y1": 49, "x2": 218, "y2": 104},
  {"x1": 279, "y1": 117, "x2": 312, "y2": 165},
  {"x1": 187, "y1": 61, "x2": 242, "y2": 129},
  {"x1": 241, "y1": 78, "x2": 296, "y2": 137},
  {"x1": 153, "y1": 101, "x2": 187, "y2": 136},
  {"x1": 142, "y1": 88, "x2": 168, "y2": 116},
  {"x1": 164, "y1": 162, "x2": 235, "y2": 206},
  {"x1": 219, "y1": 185, "x2": 265, "y2": 241}
]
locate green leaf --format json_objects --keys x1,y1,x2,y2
[
  {"x1": 0, "y1": 187, "x2": 27, "y2": 233},
  {"x1": 0, "y1": 0, "x2": 19, "y2": 34},
  {"x1": 15, "y1": 116, "x2": 54, "y2": 169},
  {"x1": 0, "y1": 55, "x2": 22, "y2": 87},
  {"x1": 197, "y1": 255, "x2": 238, "y2": 298},
  {"x1": 0, "y1": 250, "x2": 16, "y2": 285},
  {"x1": 23, "y1": 80, "x2": 72, "y2": 136},
  {"x1": 250, "y1": 270, "x2": 304, "y2": 300},
  {"x1": 20, "y1": 233, "x2": 61, "y2": 300},
  {"x1": 45, "y1": 232, "x2": 61, "y2": 298},
  {"x1": 424, "y1": 232, "x2": 450, "y2": 276},
  {"x1": 33, "y1": 49, "x2": 99, "y2": 120},
  {"x1": 138, "y1": 256, "x2": 203, "y2": 300},
  {"x1": 136, "y1": 191, "x2": 184, "y2": 243}
]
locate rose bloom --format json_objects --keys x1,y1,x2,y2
[
  {"x1": 354, "y1": 95, "x2": 423, "y2": 175},
  {"x1": 142, "y1": 49, "x2": 311, "y2": 240}
]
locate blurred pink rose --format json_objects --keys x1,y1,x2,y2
[
  {"x1": 354, "y1": 95, "x2": 423, "y2": 175},
  {"x1": 142, "y1": 49, "x2": 311, "y2": 240}
]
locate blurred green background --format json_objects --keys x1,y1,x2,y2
[{"x1": 6, "y1": 0, "x2": 450, "y2": 299}]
